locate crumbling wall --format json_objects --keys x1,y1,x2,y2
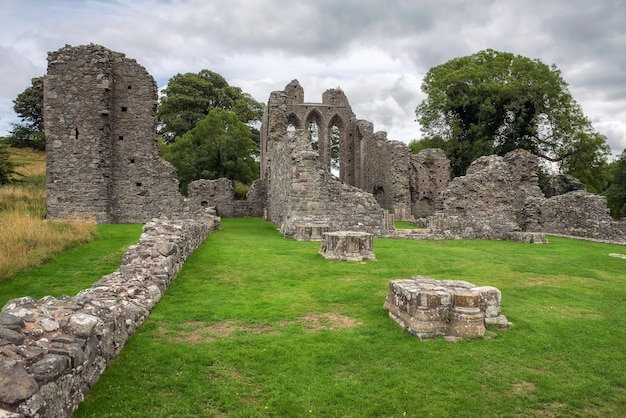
[
  {"x1": 44, "y1": 44, "x2": 183, "y2": 223},
  {"x1": 267, "y1": 130, "x2": 392, "y2": 237},
  {"x1": 260, "y1": 80, "x2": 445, "y2": 222},
  {"x1": 187, "y1": 178, "x2": 266, "y2": 217},
  {"x1": 359, "y1": 123, "x2": 413, "y2": 220},
  {"x1": 428, "y1": 149, "x2": 544, "y2": 239},
  {"x1": 0, "y1": 214, "x2": 219, "y2": 417},
  {"x1": 427, "y1": 149, "x2": 626, "y2": 243},
  {"x1": 409, "y1": 148, "x2": 450, "y2": 217}
]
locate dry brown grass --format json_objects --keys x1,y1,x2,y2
[
  {"x1": 0, "y1": 212, "x2": 98, "y2": 280},
  {"x1": 0, "y1": 147, "x2": 98, "y2": 281}
]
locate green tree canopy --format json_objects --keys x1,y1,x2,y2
[
  {"x1": 415, "y1": 49, "x2": 610, "y2": 188},
  {"x1": 0, "y1": 144, "x2": 19, "y2": 185},
  {"x1": 9, "y1": 77, "x2": 45, "y2": 150},
  {"x1": 160, "y1": 109, "x2": 259, "y2": 194},
  {"x1": 605, "y1": 150, "x2": 626, "y2": 219},
  {"x1": 157, "y1": 70, "x2": 264, "y2": 143}
]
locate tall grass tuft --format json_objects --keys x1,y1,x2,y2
[
  {"x1": 0, "y1": 212, "x2": 97, "y2": 281},
  {"x1": 0, "y1": 146, "x2": 98, "y2": 281}
]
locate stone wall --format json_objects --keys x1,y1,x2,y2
[
  {"x1": 260, "y1": 80, "x2": 449, "y2": 221},
  {"x1": 44, "y1": 44, "x2": 184, "y2": 223},
  {"x1": 0, "y1": 214, "x2": 220, "y2": 417},
  {"x1": 426, "y1": 149, "x2": 626, "y2": 243},
  {"x1": 266, "y1": 130, "x2": 392, "y2": 237},
  {"x1": 187, "y1": 178, "x2": 266, "y2": 217},
  {"x1": 409, "y1": 148, "x2": 450, "y2": 218}
]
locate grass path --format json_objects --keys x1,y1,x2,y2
[{"x1": 68, "y1": 217, "x2": 626, "y2": 417}]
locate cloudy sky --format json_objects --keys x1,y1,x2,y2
[{"x1": 1, "y1": 0, "x2": 625, "y2": 156}]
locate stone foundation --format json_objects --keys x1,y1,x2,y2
[
  {"x1": 383, "y1": 276, "x2": 509, "y2": 340},
  {"x1": 0, "y1": 214, "x2": 219, "y2": 417},
  {"x1": 319, "y1": 231, "x2": 375, "y2": 261}
]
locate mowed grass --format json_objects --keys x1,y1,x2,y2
[
  {"x1": 62, "y1": 217, "x2": 626, "y2": 417},
  {"x1": 0, "y1": 147, "x2": 99, "y2": 280}
]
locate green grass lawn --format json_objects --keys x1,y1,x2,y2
[{"x1": 5, "y1": 217, "x2": 625, "y2": 417}]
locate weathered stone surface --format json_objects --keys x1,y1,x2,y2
[
  {"x1": 66, "y1": 314, "x2": 99, "y2": 338},
  {"x1": 0, "y1": 313, "x2": 24, "y2": 331},
  {"x1": 44, "y1": 44, "x2": 185, "y2": 223},
  {"x1": 0, "y1": 361, "x2": 38, "y2": 403},
  {"x1": 409, "y1": 148, "x2": 450, "y2": 217},
  {"x1": 543, "y1": 174, "x2": 586, "y2": 198},
  {"x1": 383, "y1": 276, "x2": 509, "y2": 340},
  {"x1": 0, "y1": 327, "x2": 24, "y2": 345},
  {"x1": 260, "y1": 80, "x2": 451, "y2": 224},
  {"x1": 423, "y1": 149, "x2": 626, "y2": 243},
  {"x1": 29, "y1": 355, "x2": 71, "y2": 381},
  {"x1": 187, "y1": 178, "x2": 266, "y2": 217},
  {"x1": 319, "y1": 231, "x2": 375, "y2": 261}
]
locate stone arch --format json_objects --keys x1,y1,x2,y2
[
  {"x1": 305, "y1": 108, "x2": 323, "y2": 154},
  {"x1": 287, "y1": 113, "x2": 301, "y2": 132},
  {"x1": 328, "y1": 114, "x2": 344, "y2": 175}
]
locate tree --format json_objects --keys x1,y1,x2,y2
[
  {"x1": 0, "y1": 144, "x2": 19, "y2": 185},
  {"x1": 160, "y1": 109, "x2": 259, "y2": 194},
  {"x1": 157, "y1": 70, "x2": 264, "y2": 143},
  {"x1": 10, "y1": 77, "x2": 45, "y2": 150},
  {"x1": 415, "y1": 49, "x2": 610, "y2": 185},
  {"x1": 605, "y1": 150, "x2": 626, "y2": 219}
]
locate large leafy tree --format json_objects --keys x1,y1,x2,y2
[
  {"x1": 605, "y1": 150, "x2": 626, "y2": 219},
  {"x1": 415, "y1": 49, "x2": 610, "y2": 188},
  {"x1": 9, "y1": 77, "x2": 45, "y2": 150},
  {"x1": 157, "y1": 70, "x2": 264, "y2": 143},
  {"x1": 160, "y1": 109, "x2": 259, "y2": 194}
]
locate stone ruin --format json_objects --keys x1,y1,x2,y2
[
  {"x1": 425, "y1": 149, "x2": 626, "y2": 243},
  {"x1": 383, "y1": 276, "x2": 509, "y2": 340},
  {"x1": 2, "y1": 41, "x2": 623, "y2": 415},
  {"x1": 44, "y1": 44, "x2": 185, "y2": 223},
  {"x1": 259, "y1": 80, "x2": 450, "y2": 225}
]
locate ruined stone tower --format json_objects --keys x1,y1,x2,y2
[{"x1": 44, "y1": 44, "x2": 183, "y2": 223}]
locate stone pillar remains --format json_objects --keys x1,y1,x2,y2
[
  {"x1": 383, "y1": 276, "x2": 509, "y2": 340},
  {"x1": 319, "y1": 231, "x2": 376, "y2": 261}
]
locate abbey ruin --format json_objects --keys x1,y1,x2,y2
[
  {"x1": 40, "y1": 44, "x2": 626, "y2": 244},
  {"x1": 1, "y1": 43, "x2": 624, "y2": 417}
]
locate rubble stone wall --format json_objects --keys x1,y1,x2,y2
[
  {"x1": 187, "y1": 178, "x2": 266, "y2": 217},
  {"x1": 409, "y1": 148, "x2": 450, "y2": 218},
  {"x1": 44, "y1": 44, "x2": 183, "y2": 223},
  {"x1": 260, "y1": 80, "x2": 448, "y2": 222},
  {"x1": 427, "y1": 149, "x2": 626, "y2": 243},
  {"x1": 266, "y1": 130, "x2": 392, "y2": 237},
  {"x1": 0, "y1": 215, "x2": 220, "y2": 417}
]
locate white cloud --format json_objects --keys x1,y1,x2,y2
[{"x1": 0, "y1": 0, "x2": 624, "y2": 155}]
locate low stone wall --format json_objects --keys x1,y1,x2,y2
[
  {"x1": 187, "y1": 178, "x2": 266, "y2": 218},
  {"x1": 0, "y1": 214, "x2": 220, "y2": 417}
]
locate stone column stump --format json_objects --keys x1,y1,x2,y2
[
  {"x1": 319, "y1": 231, "x2": 375, "y2": 261},
  {"x1": 294, "y1": 224, "x2": 330, "y2": 241},
  {"x1": 446, "y1": 291, "x2": 485, "y2": 339}
]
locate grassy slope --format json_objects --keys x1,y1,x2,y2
[{"x1": 70, "y1": 217, "x2": 626, "y2": 417}]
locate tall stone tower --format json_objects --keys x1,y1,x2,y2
[{"x1": 44, "y1": 44, "x2": 183, "y2": 223}]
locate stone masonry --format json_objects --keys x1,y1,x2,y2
[
  {"x1": 425, "y1": 149, "x2": 626, "y2": 243},
  {"x1": 0, "y1": 214, "x2": 220, "y2": 417},
  {"x1": 266, "y1": 130, "x2": 392, "y2": 237},
  {"x1": 260, "y1": 80, "x2": 449, "y2": 222},
  {"x1": 187, "y1": 178, "x2": 266, "y2": 218},
  {"x1": 44, "y1": 44, "x2": 184, "y2": 223},
  {"x1": 383, "y1": 276, "x2": 509, "y2": 340}
]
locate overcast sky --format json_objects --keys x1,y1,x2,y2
[{"x1": 1, "y1": 0, "x2": 625, "y2": 156}]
